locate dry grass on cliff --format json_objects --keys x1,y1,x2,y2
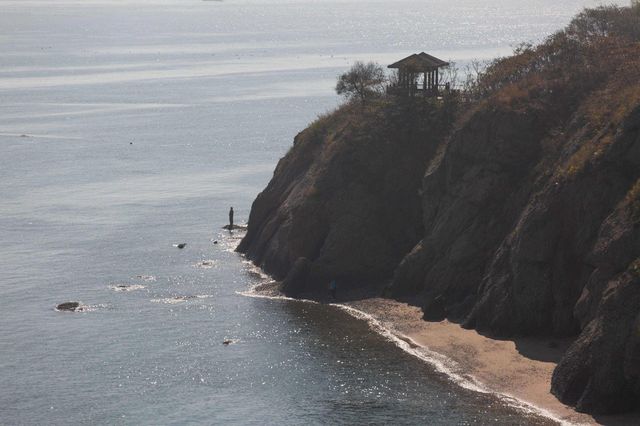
[
  {"x1": 631, "y1": 257, "x2": 640, "y2": 277},
  {"x1": 303, "y1": 6, "x2": 640, "y2": 184},
  {"x1": 303, "y1": 88, "x2": 460, "y2": 160},
  {"x1": 468, "y1": 6, "x2": 640, "y2": 103},
  {"x1": 625, "y1": 178, "x2": 640, "y2": 224},
  {"x1": 462, "y1": 5, "x2": 640, "y2": 180}
]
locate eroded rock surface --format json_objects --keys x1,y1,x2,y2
[
  {"x1": 239, "y1": 6, "x2": 640, "y2": 414},
  {"x1": 238, "y1": 101, "x2": 452, "y2": 295}
]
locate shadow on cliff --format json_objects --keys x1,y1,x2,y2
[
  {"x1": 239, "y1": 4, "x2": 640, "y2": 416},
  {"x1": 238, "y1": 95, "x2": 460, "y2": 299}
]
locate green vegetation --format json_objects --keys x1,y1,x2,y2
[{"x1": 335, "y1": 61, "x2": 386, "y2": 105}]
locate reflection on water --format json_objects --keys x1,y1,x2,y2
[
  {"x1": 242, "y1": 297, "x2": 553, "y2": 425},
  {"x1": 0, "y1": 0, "x2": 618, "y2": 423}
]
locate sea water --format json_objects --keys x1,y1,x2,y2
[{"x1": 0, "y1": 1, "x2": 621, "y2": 424}]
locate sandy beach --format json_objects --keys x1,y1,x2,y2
[
  {"x1": 340, "y1": 298, "x2": 639, "y2": 426},
  {"x1": 245, "y1": 280, "x2": 640, "y2": 425}
]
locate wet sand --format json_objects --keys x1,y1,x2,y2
[
  {"x1": 344, "y1": 298, "x2": 639, "y2": 426},
  {"x1": 244, "y1": 279, "x2": 639, "y2": 425}
]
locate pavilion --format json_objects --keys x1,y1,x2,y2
[{"x1": 388, "y1": 52, "x2": 450, "y2": 96}]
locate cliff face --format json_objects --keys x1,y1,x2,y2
[
  {"x1": 239, "y1": 6, "x2": 640, "y2": 415},
  {"x1": 387, "y1": 6, "x2": 640, "y2": 412},
  {"x1": 389, "y1": 91, "x2": 640, "y2": 413},
  {"x1": 238, "y1": 101, "x2": 454, "y2": 295}
]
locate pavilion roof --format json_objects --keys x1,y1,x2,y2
[{"x1": 388, "y1": 52, "x2": 449, "y2": 71}]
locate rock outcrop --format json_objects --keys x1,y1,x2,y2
[
  {"x1": 238, "y1": 100, "x2": 454, "y2": 296},
  {"x1": 239, "y1": 5, "x2": 640, "y2": 415},
  {"x1": 56, "y1": 302, "x2": 82, "y2": 312}
]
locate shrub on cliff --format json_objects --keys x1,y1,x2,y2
[
  {"x1": 335, "y1": 61, "x2": 386, "y2": 105},
  {"x1": 464, "y1": 5, "x2": 640, "y2": 103}
]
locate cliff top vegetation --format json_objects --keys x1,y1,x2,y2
[{"x1": 331, "y1": 5, "x2": 640, "y2": 120}]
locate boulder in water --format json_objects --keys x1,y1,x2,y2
[{"x1": 56, "y1": 302, "x2": 81, "y2": 312}]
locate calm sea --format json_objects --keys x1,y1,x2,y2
[{"x1": 0, "y1": 1, "x2": 621, "y2": 424}]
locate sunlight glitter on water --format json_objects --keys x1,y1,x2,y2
[{"x1": 0, "y1": 0, "x2": 620, "y2": 424}]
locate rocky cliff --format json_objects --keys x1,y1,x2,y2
[
  {"x1": 238, "y1": 99, "x2": 456, "y2": 295},
  {"x1": 239, "y1": 6, "x2": 640, "y2": 415}
]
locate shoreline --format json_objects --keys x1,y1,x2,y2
[
  {"x1": 239, "y1": 280, "x2": 639, "y2": 425},
  {"x1": 339, "y1": 298, "x2": 587, "y2": 426}
]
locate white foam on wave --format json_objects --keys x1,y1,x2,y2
[
  {"x1": 194, "y1": 294, "x2": 213, "y2": 299},
  {"x1": 194, "y1": 260, "x2": 217, "y2": 269},
  {"x1": 241, "y1": 259, "x2": 273, "y2": 281},
  {"x1": 151, "y1": 295, "x2": 213, "y2": 304},
  {"x1": 109, "y1": 284, "x2": 146, "y2": 292},
  {"x1": 222, "y1": 237, "x2": 243, "y2": 253},
  {"x1": 152, "y1": 297, "x2": 185, "y2": 305},
  {"x1": 332, "y1": 304, "x2": 486, "y2": 391},
  {"x1": 233, "y1": 249, "x2": 569, "y2": 422},
  {"x1": 135, "y1": 275, "x2": 156, "y2": 282},
  {"x1": 236, "y1": 277, "x2": 572, "y2": 425},
  {"x1": 234, "y1": 260, "x2": 323, "y2": 303},
  {"x1": 237, "y1": 284, "x2": 319, "y2": 305},
  {"x1": 330, "y1": 304, "x2": 571, "y2": 425},
  {"x1": 215, "y1": 225, "x2": 247, "y2": 253}
]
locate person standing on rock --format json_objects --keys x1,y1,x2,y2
[
  {"x1": 228, "y1": 207, "x2": 234, "y2": 230},
  {"x1": 329, "y1": 279, "x2": 337, "y2": 299}
]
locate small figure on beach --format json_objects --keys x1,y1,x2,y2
[
  {"x1": 228, "y1": 206, "x2": 234, "y2": 230},
  {"x1": 328, "y1": 279, "x2": 337, "y2": 299}
]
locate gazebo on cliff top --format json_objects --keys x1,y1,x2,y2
[{"x1": 388, "y1": 52, "x2": 450, "y2": 97}]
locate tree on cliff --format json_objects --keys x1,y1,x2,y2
[{"x1": 335, "y1": 61, "x2": 386, "y2": 105}]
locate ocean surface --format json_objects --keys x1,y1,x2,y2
[{"x1": 0, "y1": 1, "x2": 623, "y2": 424}]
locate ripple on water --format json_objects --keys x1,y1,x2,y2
[
  {"x1": 194, "y1": 260, "x2": 217, "y2": 269},
  {"x1": 151, "y1": 295, "x2": 213, "y2": 304},
  {"x1": 135, "y1": 275, "x2": 156, "y2": 282},
  {"x1": 215, "y1": 227, "x2": 246, "y2": 253},
  {"x1": 109, "y1": 284, "x2": 146, "y2": 292}
]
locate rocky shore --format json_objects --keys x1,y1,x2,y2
[{"x1": 238, "y1": 6, "x2": 640, "y2": 416}]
